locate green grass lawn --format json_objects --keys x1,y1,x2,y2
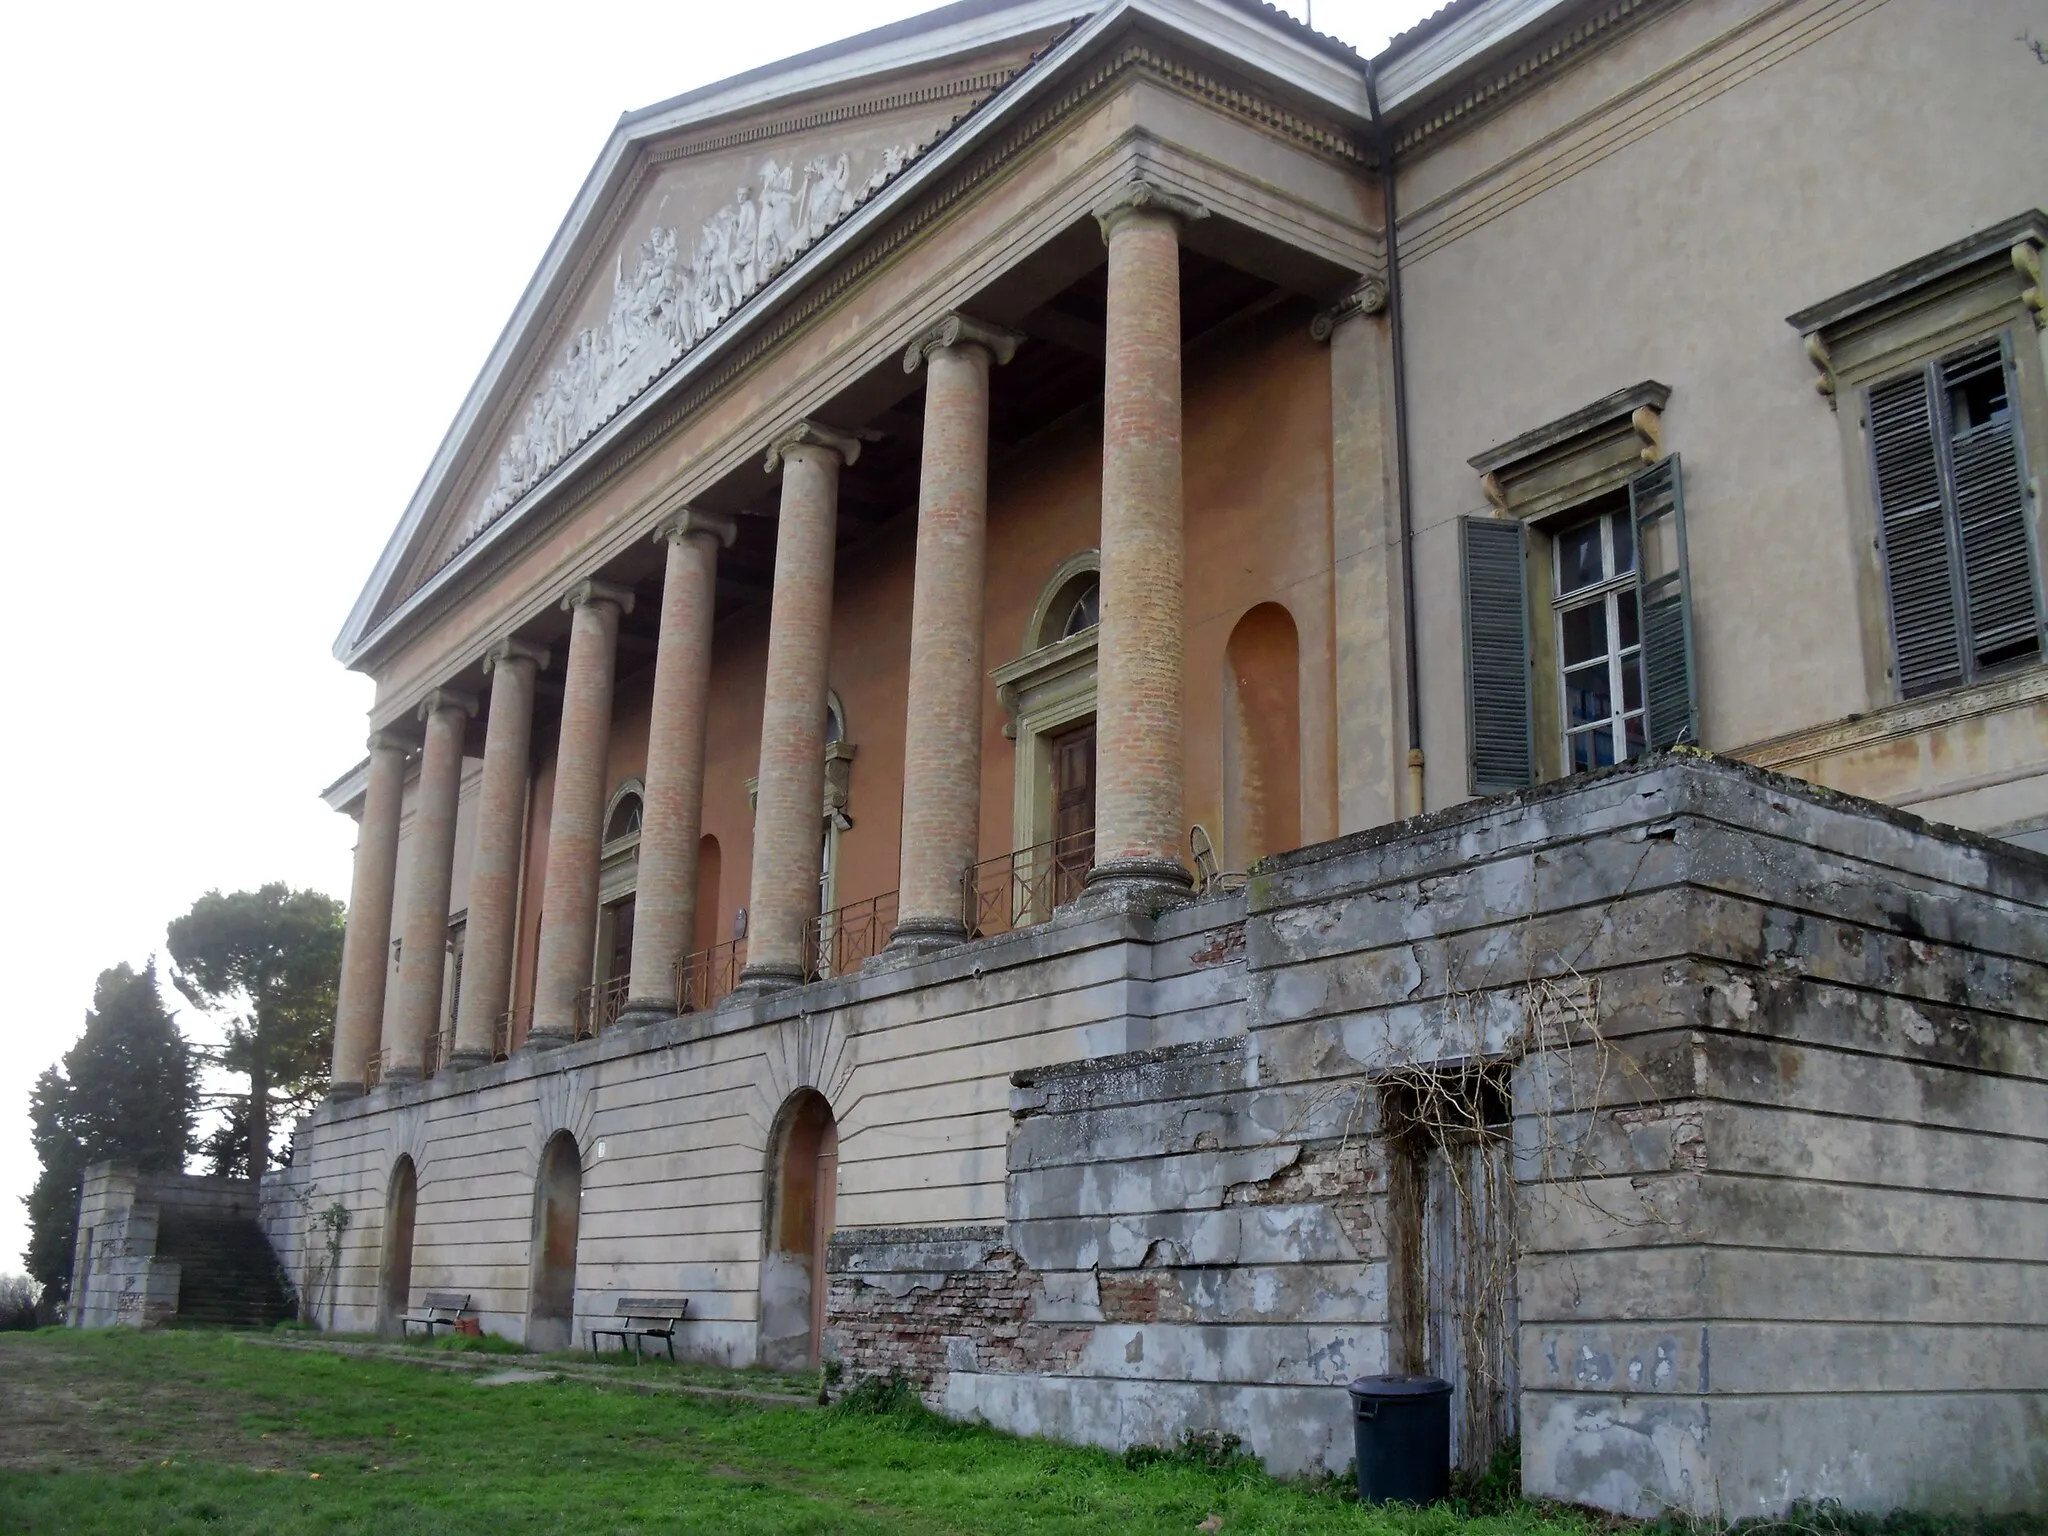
[{"x1": 0, "y1": 1328, "x2": 1585, "y2": 1536}]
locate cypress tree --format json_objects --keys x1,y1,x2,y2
[{"x1": 24, "y1": 963, "x2": 196, "y2": 1298}]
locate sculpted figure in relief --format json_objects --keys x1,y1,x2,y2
[{"x1": 460, "y1": 138, "x2": 918, "y2": 542}]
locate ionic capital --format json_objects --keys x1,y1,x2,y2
[
  {"x1": 1309, "y1": 276, "x2": 1389, "y2": 341},
  {"x1": 417, "y1": 687, "x2": 480, "y2": 723},
  {"x1": 902, "y1": 313, "x2": 1024, "y2": 374},
  {"x1": 366, "y1": 729, "x2": 412, "y2": 755},
  {"x1": 560, "y1": 578, "x2": 637, "y2": 616},
  {"x1": 1094, "y1": 178, "x2": 1209, "y2": 242},
  {"x1": 763, "y1": 420, "x2": 863, "y2": 474},
  {"x1": 482, "y1": 636, "x2": 552, "y2": 675},
  {"x1": 655, "y1": 508, "x2": 739, "y2": 550}
]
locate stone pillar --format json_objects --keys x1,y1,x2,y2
[
  {"x1": 384, "y1": 688, "x2": 478, "y2": 1083},
  {"x1": 1088, "y1": 180, "x2": 1205, "y2": 898},
  {"x1": 329, "y1": 733, "x2": 408, "y2": 1099},
  {"x1": 528, "y1": 580, "x2": 635, "y2": 1048},
  {"x1": 449, "y1": 637, "x2": 549, "y2": 1068},
  {"x1": 741, "y1": 422, "x2": 860, "y2": 991},
  {"x1": 889, "y1": 315, "x2": 1021, "y2": 954},
  {"x1": 622, "y1": 509, "x2": 736, "y2": 1022}
]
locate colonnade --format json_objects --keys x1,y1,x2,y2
[{"x1": 328, "y1": 180, "x2": 1203, "y2": 1097}]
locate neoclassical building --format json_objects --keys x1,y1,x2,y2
[{"x1": 274, "y1": 0, "x2": 2046, "y2": 1518}]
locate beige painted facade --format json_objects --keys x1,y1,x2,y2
[{"x1": 280, "y1": 0, "x2": 2048, "y2": 1516}]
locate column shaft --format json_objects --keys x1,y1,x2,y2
[
  {"x1": 743, "y1": 426, "x2": 855, "y2": 987},
  {"x1": 892, "y1": 328, "x2": 1007, "y2": 950},
  {"x1": 529, "y1": 583, "x2": 632, "y2": 1046},
  {"x1": 450, "y1": 641, "x2": 546, "y2": 1066},
  {"x1": 329, "y1": 737, "x2": 406, "y2": 1098},
  {"x1": 1091, "y1": 191, "x2": 1198, "y2": 893},
  {"x1": 625, "y1": 512, "x2": 734, "y2": 1016},
  {"x1": 386, "y1": 691, "x2": 477, "y2": 1082}
]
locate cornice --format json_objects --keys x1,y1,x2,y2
[
  {"x1": 1389, "y1": 0, "x2": 1669, "y2": 157},
  {"x1": 1739, "y1": 669, "x2": 2048, "y2": 771}
]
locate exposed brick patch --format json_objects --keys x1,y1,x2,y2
[
  {"x1": 1188, "y1": 921, "x2": 1246, "y2": 968},
  {"x1": 1224, "y1": 1139, "x2": 1383, "y2": 1258},
  {"x1": 825, "y1": 1245, "x2": 1088, "y2": 1398}
]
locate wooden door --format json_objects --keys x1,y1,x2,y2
[{"x1": 1050, "y1": 720, "x2": 1096, "y2": 905}]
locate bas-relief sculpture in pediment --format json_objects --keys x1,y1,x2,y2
[{"x1": 446, "y1": 134, "x2": 925, "y2": 561}]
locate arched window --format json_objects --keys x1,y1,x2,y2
[
  {"x1": 1025, "y1": 550, "x2": 1103, "y2": 652},
  {"x1": 1060, "y1": 578, "x2": 1099, "y2": 640},
  {"x1": 605, "y1": 791, "x2": 643, "y2": 844}
]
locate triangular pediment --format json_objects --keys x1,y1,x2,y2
[{"x1": 338, "y1": 0, "x2": 1391, "y2": 668}]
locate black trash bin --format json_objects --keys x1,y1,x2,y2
[{"x1": 1346, "y1": 1373, "x2": 1452, "y2": 1505}]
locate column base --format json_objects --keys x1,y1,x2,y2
[
  {"x1": 883, "y1": 917, "x2": 969, "y2": 959},
  {"x1": 613, "y1": 998, "x2": 676, "y2": 1029},
  {"x1": 326, "y1": 1081, "x2": 366, "y2": 1103},
  {"x1": 1083, "y1": 856, "x2": 1194, "y2": 894},
  {"x1": 735, "y1": 963, "x2": 805, "y2": 997},
  {"x1": 522, "y1": 1028, "x2": 573, "y2": 1053},
  {"x1": 380, "y1": 1064, "x2": 422, "y2": 1086},
  {"x1": 444, "y1": 1048, "x2": 492, "y2": 1071}
]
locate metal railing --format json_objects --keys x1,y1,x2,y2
[
  {"x1": 807, "y1": 889, "x2": 898, "y2": 979},
  {"x1": 492, "y1": 1010, "x2": 521, "y2": 1061},
  {"x1": 363, "y1": 1048, "x2": 385, "y2": 1088},
  {"x1": 963, "y1": 827, "x2": 1095, "y2": 939},
  {"x1": 676, "y1": 939, "x2": 747, "y2": 1014},
  {"x1": 422, "y1": 1028, "x2": 455, "y2": 1080},
  {"x1": 576, "y1": 976, "x2": 631, "y2": 1041}
]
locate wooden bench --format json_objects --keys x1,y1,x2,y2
[
  {"x1": 399, "y1": 1291, "x2": 473, "y2": 1339},
  {"x1": 589, "y1": 1296, "x2": 690, "y2": 1363}
]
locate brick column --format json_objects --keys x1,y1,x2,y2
[
  {"x1": 622, "y1": 509, "x2": 736, "y2": 1022},
  {"x1": 741, "y1": 422, "x2": 860, "y2": 991},
  {"x1": 1089, "y1": 180, "x2": 1205, "y2": 898},
  {"x1": 889, "y1": 315, "x2": 1021, "y2": 955},
  {"x1": 449, "y1": 637, "x2": 549, "y2": 1068},
  {"x1": 329, "y1": 733, "x2": 408, "y2": 1099},
  {"x1": 384, "y1": 688, "x2": 478, "y2": 1083},
  {"x1": 528, "y1": 580, "x2": 635, "y2": 1048}
]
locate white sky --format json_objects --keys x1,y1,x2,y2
[{"x1": 0, "y1": 0, "x2": 1432, "y2": 1275}]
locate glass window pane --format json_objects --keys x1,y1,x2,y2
[
  {"x1": 1568, "y1": 730, "x2": 1602, "y2": 773},
  {"x1": 1564, "y1": 663, "x2": 1612, "y2": 728},
  {"x1": 1560, "y1": 601, "x2": 1608, "y2": 666},
  {"x1": 1622, "y1": 654, "x2": 1644, "y2": 714},
  {"x1": 1625, "y1": 713, "x2": 1647, "y2": 761},
  {"x1": 1617, "y1": 588, "x2": 1640, "y2": 650},
  {"x1": 1556, "y1": 519, "x2": 1604, "y2": 593},
  {"x1": 1611, "y1": 509, "x2": 1635, "y2": 575}
]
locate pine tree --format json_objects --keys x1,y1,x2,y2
[
  {"x1": 167, "y1": 885, "x2": 345, "y2": 1179},
  {"x1": 24, "y1": 963, "x2": 196, "y2": 1297}
]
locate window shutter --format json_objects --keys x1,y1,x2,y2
[
  {"x1": 1460, "y1": 515, "x2": 1533, "y2": 793},
  {"x1": 1946, "y1": 339, "x2": 2041, "y2": 672},
  {"x1": 1629, "y1": 454, "x2": 1699, "y2": 750},
  {"x1": 1869, "y1": 367, "x2": 1964, "y2": 698}
]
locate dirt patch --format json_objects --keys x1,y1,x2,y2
[{"x1": 0, "y1": 1334, "x2": 304, "y2": 1474}]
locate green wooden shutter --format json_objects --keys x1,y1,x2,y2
[
  {"x1": 1945, "y1": 338, "x2": 2041, "y2": 673},
  {"x1": 1461, "y1": 515, "x2": 1533, "y2": 793},
  {"x1": 1630, "y1": 454, "x2": 1699, "y2": 750},
  {"x1": 1869, "y1": 367, "x2": 1965, "y2": 698}
]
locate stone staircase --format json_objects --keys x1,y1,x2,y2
[{"x1": 156, "y1": 1212, "x2": 296, "y2": 1329}]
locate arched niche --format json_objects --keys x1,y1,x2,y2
[
  {"x1": 526, "y1": 1131, "x2": 582, "y2": 1353},
  {"x1": 377, "y1": 1156, "x2": 418, "y2": 1339},
  {"x1": 758, "y1": 1089, "x2": 838, "y2": 1371},
  {"x1": 1223, "y1": 602, "x2": 1302, "y2": 869},
  {"x1": 693, "y1": 833, "x2": 723, "y2": 954}
]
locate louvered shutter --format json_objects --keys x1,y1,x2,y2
[
  {"x1": 1629, "y1": 454, "x2": 1699, "y2": 750},
  {"x1": 1946, "y1": 339, "x2": 2041, "y2": 672},
  {"x1": 1869, "y1": 367, "x2": 1965, "y2": 697},
  {"x1": 1461, "y1": 516, "x2": 1533, "y2": 793}
]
